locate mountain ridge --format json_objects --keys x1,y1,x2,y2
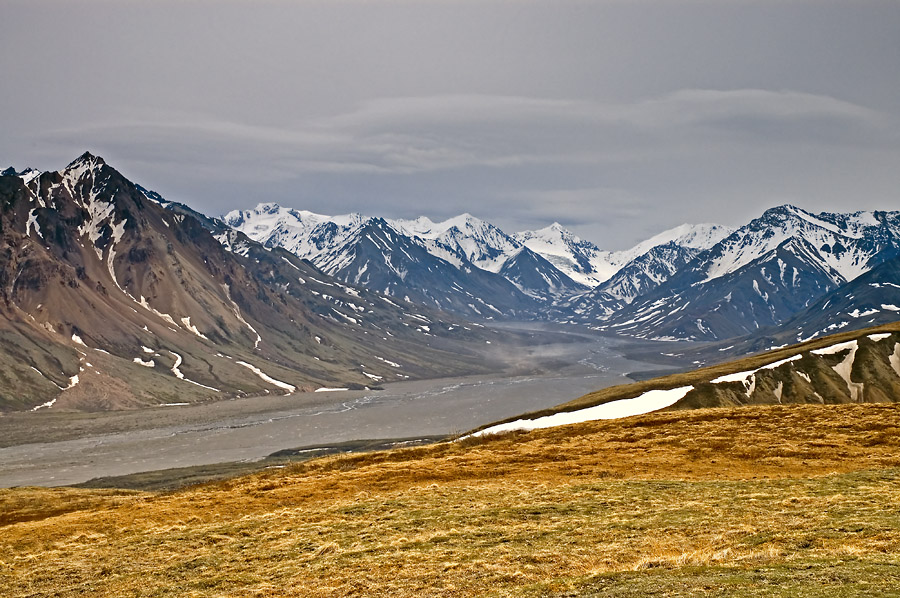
[{"x1": 0, "y1": 154, "x2": 515, "y2": 411}]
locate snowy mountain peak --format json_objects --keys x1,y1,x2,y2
[
  {"x1": 2, "y1": 166, "x2": 42, "y2": 185},
  {"x1": 65, "y1": 151, "x2": 106, "y2": 172},
  {"x1": 624, "y1": 223, "x2": 735, "y2": 263},
  {"x1": 256, "y1": 202, "x2": 283, "y2": 215},
  {"x1": 59, "y1": 152, "x2": 111, "y2": 196},
  {"x1": 523, "y1": 222, "x2": 582, "y2": 243},
  {"x1": 699, "y1": 204, "x2": 899, "y2": 284},
  {"x1": 388, "y1": 213, "x2": 522, "y2": 273}
]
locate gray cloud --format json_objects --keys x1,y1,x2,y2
[
  {"x1": 44, "y1": 89, "x2": 892, "y2": 176},
  {"x1": 3, "y1": 0, "x2": 899, "y2": 249}
]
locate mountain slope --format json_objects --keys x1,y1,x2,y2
[
  {"x1": 0, "y1": 154, "x2": 507, "y2": 411},
  {"x1": 473, "y1": 321, "x2": 900, "y2": 436},
  {"x1": 496, "y1": 247, "x2": 586, "y2": 299},
  {"x1": 514, "y1": 222, "x2": 732, "y2": 287},
  {"x1": 305, "y1": 216, "x2": 540, "y2": 317},
  {"x1": 224, "y1": 205, "x2": 548, "y2": 317},
  {"x1": 599, "y1": 205, "x2": 900, "y2": 341},
  {"x1": 780, "y1": 254, "x2": 900, "y2": 343}
]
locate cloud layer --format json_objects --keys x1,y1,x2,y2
[{"x1": 3, "y1": 1, "x2": 899, "y2": 248}]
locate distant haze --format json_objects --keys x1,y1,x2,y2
[{"x1": 2, "y1": 0, "x2": 899, "y2": 249}]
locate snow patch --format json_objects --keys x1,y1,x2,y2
[
  {"x1": 811, "y1": 340, "x2": 858, "y2": 356},
  {"x1": 773, "y1": 381, "x2": 784, "y2": 403},
  {"x1": 180, "y1": 316, "x2": 210, "y2": 340},
  {"x1": 890, "y1": 343, "x2": 900, "y2": 378},
  {"x1": 236, "y1": 361, "x2": 296, "y2": 393},
  {"x1": 848, "y1": 308, "x2": 879, "y2": 318},
  {"x1": 139, "y1": 296, "x2": 179, "y2": 327},
  {"x1": 26, "y1": 209, "x2": 42, "y2": 239},
  {"x1": 711, "y1": 370, "x2": 755, "y2": 384},
  {"x1": 168, "y1": 351, "x2": 220, "y2": 391},
  {"x1": 224, "y1": 285, "x2": 262, "y2": 348},
  {"x1": 470, "y1": 386, "x2": 694, "y2": 436},
  {"x1": 133, "y1": 357, "x2": 155, "y2": 367},
  {"x1": 758, "y1": 354, "x2": 803, "y2": 371},
  {"x1": 868, "y1": 333, "x2": 892, "y2": 342},
  {"x1": 375, "y1": 356, "x2": 401, "y2": 368}
]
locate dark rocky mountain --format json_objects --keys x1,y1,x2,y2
[
  {"x1": 224, "y1": 205, "x2": 547, "y2": 319},
  {"x1": 777, "y1": 255, "x2": 900, "y2": 344},
  {"x1": 306, "y1": 217, "x2": 541, "y2": 318},
  {"x1": 598, "y1": 205, "x2": 900, "y2": 341},
  {"x1": 497, "y1": 247, "x2": 586, "y2": 300},
  {"x1": 0, "y1": 153, "x2": 511, "y2": 412}
]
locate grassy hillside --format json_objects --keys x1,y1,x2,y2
[
  {"x1": 3, "y1": 403, "x2": 900, "y2": 596},
  {"x1": 469, "y1": 321, "x2": 900, "y2": 435}
]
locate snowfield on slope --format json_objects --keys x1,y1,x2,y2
[{"x1": 470, "y1": 386, "x2": 694, "y2": 437}]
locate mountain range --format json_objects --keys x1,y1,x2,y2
[
  {"x1": 0, "y1": 154, "x2": 518, "y2": 411},
  {"x1": 3, "y1": 152, "x2": 900, "y2": 412},
  {"x1": 226, "y1": 201, "x2": 900, "y2": 343}
]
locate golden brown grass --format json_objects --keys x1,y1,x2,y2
[{"x1": 3, "y1": 403, "x2": 900, "y2": 596}]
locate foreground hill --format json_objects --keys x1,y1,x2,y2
[
  {"x1": 4, "y1": 322, "x2": 900, "y2": 595},
  {"x1": 3, "y1": 403, "x2": 900, "y2": 596},
  {"x1": 469, "y1": 321, "x2": 900, "y2": 437}
]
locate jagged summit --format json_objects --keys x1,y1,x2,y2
[
  {"x1": 2, "y1": 166, "x2": 41, "y2": 183},
  {"x1": 66, "y1": 151, "x2": 106, "y2": 169}
]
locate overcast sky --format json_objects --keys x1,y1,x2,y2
[{"x1": 2, "y1": 0, "x2": 899, "y2": 249}]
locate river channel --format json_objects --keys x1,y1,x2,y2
[{"x1": 0, "y1": 329, "x2": 667, "y2": 487}]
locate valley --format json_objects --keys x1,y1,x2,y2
[
  {"x1": 3, "y1": 153, "x2": 900, "y2": 493},
  {"x1": 0, "y1": 325, "x2": 667, "y2": 488},
  {"x1": 4, "y1": 6, "x2": 899, "y2": 595}
]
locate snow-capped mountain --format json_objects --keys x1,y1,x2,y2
[
  {"x1": 303, "y1": 216, "x2": 542, "y2": 318},
  {"x1": 595, "y1": 242, "x2": 703, "y2": 303},
  {"x1": 695, "y1": 205, "x2": 896, "y2": 285},
  {"x1": 513, "y1": 223, "x2": 612, "y2": 287},
  {"x1": 224, "y1": 205, "x2": 586, "y2": 316},
  {"x1": 0, "y1": 154, "x2": 507, "y2": 411},
  {"x1": 221, "y1": 200, "x2": 900, "y2": 344},
  {"x1": 599, "y1": 205, "x2": 900, "y2": 341},
  {"x1": 780, "y1": 254, "x2": 900, "y2": 344},
  {"x1": 393, "y1": 213, "x2": 520, "y2": 273},
  {"x1": 222, "y1": 203, "x2": 366, "y2": 260},
  {"x1": 514, "y1": 222, "x2": 733, "y2": 288},
  {"x1": 552, "y1": 242, "x2": 704, "y2": 324}
]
